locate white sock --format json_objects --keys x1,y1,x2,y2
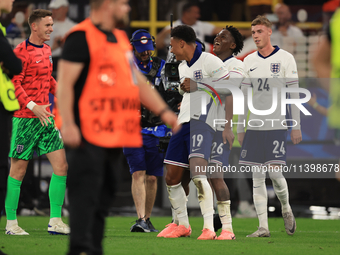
[
  {"x1": 269, "y1": 171, "x2": 291, "y2": 213},
  {"x1": 217, "y1": 200, "x2": 233, "y2": 232},
  {"x1": 167, "y1": 183, "x2": 189, "y2": 228},
  {"x1": 6, "y1": 219, "x2": 18, "y2": 228},
  {"x1": 192, "y1": 176, "x2": 214, "y2": 232},
  {"x1": 253, "y1": 173, "x2": 268, "y2": 230},
  {"x1": 171, "y1": 206, "x2": 179, "y2": 225}
]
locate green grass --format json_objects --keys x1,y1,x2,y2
[{"x1": 0, "y1": 216, "x2": 340, "y2": 255}]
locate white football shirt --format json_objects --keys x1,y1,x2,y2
[
  {"x1": 239, "y1": 46, "x2": 300, "y2": 131},
  {"x1": 178, "y1": 50, "x2": 229, "y2": 129},
  {"x1": 215, "y1": 56, "x2": 245, "y2": 131}
]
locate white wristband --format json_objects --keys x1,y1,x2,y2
[{"x1": 27, "y1": 101, "x2": 37, "y2": 111}]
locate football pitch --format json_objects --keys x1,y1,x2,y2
[{"x1": 0, "y1": 216, "x2": 339, "y2": 255}]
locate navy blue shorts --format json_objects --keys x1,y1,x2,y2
[
  {"x1": 123, "y1": 134, "x2": 164, "y2": 176},
  {"x1": 164, "y1": 120, "x2": 216, "y2": 167},
  {"x1": 239, "y1": 130, "x2": 287, "y2": 166},
  {"x1": 164, "y1": 122, "x2": 190, "y2": 168},
  {"x1": 209, "y1": 130, "x2": 231, "y2": 166},
  {"x1": 189, "y1": 119, "x2": 215, "y2": 161}
]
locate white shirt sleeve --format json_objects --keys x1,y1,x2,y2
[
  {"x1": 228, "y1": 60, "x2": 245, "y2": 88},
  {"x1": 284, "y1": 54, "x2": 301, "y2": 130},
  {"x1": 204, "y1": 54, "x2": 229, "y2": 80},
  {"x1": 285, "y1": 53, "x2": 299, "y2": 87},
  {"x1": 237, "y1": 61, "x2": 250, "y2": 133},
  {"x1": 288, "y1": 83, "x2": 301, "y2": 130},
  {"x1": 237, "y1": 84, "x2": 250, "y2": 133}
]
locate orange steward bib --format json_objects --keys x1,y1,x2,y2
[{"x1": 69, "y1": 19, "x2": 142, "y2": 148}]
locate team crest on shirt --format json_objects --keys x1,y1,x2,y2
[
  {"x1": 193, "y1": 70, "x2": 203, "y2": 81},
  {"x1": 16, "y1": 145, "x2": 24, "y2": 153},
  {"x1": 241, "y1": 149, "x2": 247, "y2": 158},
  {"x1": 49, "y1": 55, "x2": 53, "y2": 63},
  {"x1": 270, "y1": 63, "x2": 280, "y2": 74}
]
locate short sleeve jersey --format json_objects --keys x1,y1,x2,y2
[
  {"x1": 241, "y1": 46, "x2": 299, "y2": 130},
  {"x1": 215, "y1": 56, "x2": 245, "y2": 131},
  {"x1": 178, "y1": 48, "x2": 229, "y2": 129},
  {"x1": 12, "y1": 39, "x2": 56, "y2": 118}
]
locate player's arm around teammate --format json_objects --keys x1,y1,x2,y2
[{"x1": 161, "y1": 25, "x2": 234, "y2": 240}]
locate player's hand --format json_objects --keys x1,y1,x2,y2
[
  {"x1": 237, "y1": 132, "x2": 245, "y2": 146},
  {"x1": 222, "y1": 128, "x2": 234, "y2": 150},
  {"x1": 180, "y1": 78, "x2": 197, "y2": 93},
  {"x1": 61, "y1": 122, "x2": 82, "y2": 148},
  {"x1": 31, "y1": 104, "x2": 55, "y2": 126},
  {"x1": 160, "y1": 109, "x2": 181, "y2": 134},
  {"x1": 291, "y1": 129, "x2": 302, "y2": 144}
]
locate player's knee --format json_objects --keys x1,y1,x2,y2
[
  {"x1": 54, "y1": 162, "x2": 68, "y2": 176},
  {"x1": 165, "y1": 173, "x2": 181, "y2": 186},
  {"x1": 61, "y1": 162, "x2": 68, "y2": 174},
  {"x1": 146, "y1": 174, "x2": 157, "y2": 184},
  {"x1": 132, "y1": 170, "x2": 146, "y2": 182},
  {"x1": 165, "y1": 166, "x2": 183, "y2": 185},
  {"x1": 9, "y1": 168, "x2": 26, "y2": 181}
]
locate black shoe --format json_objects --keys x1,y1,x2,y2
[
  {"x1": 146, "y1": 218, "x2": 159, "y2": 232},
  {"x1": 213, "y1": 213, "x2": 222, "y2": 232},
  {"x1": 130, "y1": 218, "x2": 150, "y2": 232}
]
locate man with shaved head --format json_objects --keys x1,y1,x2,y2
[{"x1": 271, "y1": 3, "x2": 304, "y2": 47}]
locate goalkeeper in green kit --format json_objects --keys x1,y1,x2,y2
[{"x1": 5, "y1": 9, "x2": 69, "y2": 236}]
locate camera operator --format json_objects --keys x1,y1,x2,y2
[{"x1": 125, "y1": 29, "x2": 179, "y2": 233}]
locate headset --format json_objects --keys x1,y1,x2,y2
[
  {"x1": 195, "y1": 37, "x2": 206, "y2": 52},
  {"x1": 130, "y1": 29, "x2": 156, "y2": 49}
]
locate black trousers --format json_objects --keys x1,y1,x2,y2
[
  {"x1": 0, "y1": 104, "x2": 11, "y2": 221},
  {"x1": 67, "y1": 141, "x2": 119, "y2": 255}
]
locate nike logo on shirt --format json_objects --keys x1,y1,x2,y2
[
  {"x1": 36, "y1": 60, "x2": 42, "y2": 63},
  {"x1": 250, "y1": 67, "x2": 257, "y2": 71}
]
